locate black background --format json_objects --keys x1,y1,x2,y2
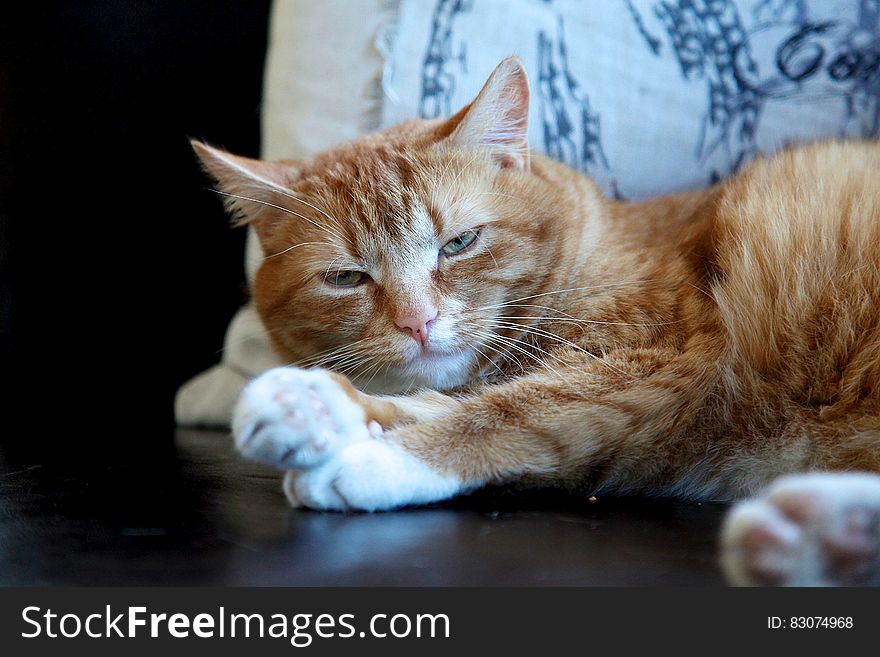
[{"x1": 1, "y1": 2, "x2": 272, "y2": 449}]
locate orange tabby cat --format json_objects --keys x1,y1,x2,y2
[{"x1": 194, "y1": 58, "x2": 880, "y2": 585}]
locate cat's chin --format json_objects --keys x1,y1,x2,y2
[{"x1": 355, "y1": 351, "x2": 475, "y2": 395}]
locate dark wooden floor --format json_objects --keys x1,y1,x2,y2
[{"x1": 0, "y1": 429, "x2": 730, "y2": 586}]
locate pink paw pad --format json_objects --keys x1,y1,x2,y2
[{"x1": 233, "y1": 367, "x2": 372, "y2": 472}]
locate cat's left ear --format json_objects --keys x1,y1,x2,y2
[{"x1": 446, "y1": 56, "x2": 531, "y2": 171}]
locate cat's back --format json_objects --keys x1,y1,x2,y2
[
  {"x1": 710, "y1": 140, "x2": 880, "y2": 413},
  {"x1": 718, "y1": 139, "x2": 879, "y2": 226}
]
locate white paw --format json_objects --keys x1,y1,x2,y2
[
  {"x1": 233, "y1": 367, "x2": 463, "y2": 512},
  {"x1": 283, "y1": 440, "x2": 465, "y2": 512},
  {"x1": 232, "y1": 367, "x2": 370, "y2": 470},
  {"x1": 721, "y1": 472, "x2": 880, "y2": 586}
]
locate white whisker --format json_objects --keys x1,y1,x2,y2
[
  {"x1": 470, "y1": 328, "x2": 524, "y2": 372},
  {"x1": 495, "y1": 308, "x2": 686, "y2": 328},
  {"x1": 265, "y1": 241, "x2": 331, "y2": 258},
  {"x1": 468, "y1": 333, "x2": 509, "y2": 377},
  {"x1": 483, "y1": 319, "x2": 630, "y2": 378},
  {"x1": 475, "y1": 281, "x2": 653, "y2": 312},
  {"x1": 211, "y1": 189, "x2": 347, "y2": 244},
  {"x1": 273, "y1": 190, "x2": 345, "y2": 229},
  {"x1": 484, "y1": 332, "x2": 565, "y2": 380}
]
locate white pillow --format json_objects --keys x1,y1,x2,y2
[
  {"x1": 384, "y1": 0, "x2": 878, "y2": 199},
  {"x1": 176, "y1": 0, "x2": 880, "y2": 426}
]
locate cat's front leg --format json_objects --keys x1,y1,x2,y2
[
  {"x1": 236, "y1": 348, "x2": 708, "y2": 511},
  {"x1": 232, "y1": 366, "x2": 467, "y2": 511}
]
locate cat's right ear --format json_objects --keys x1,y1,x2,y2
[
  {"x1": 190, "y1": 140, "x2": 299, "y2": 235},
  {"x1": 445, "y1": 56, "x2": 531, "y2": 171}
]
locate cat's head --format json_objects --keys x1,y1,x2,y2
[{"x1": 194, "y1": 57, "x2": 571, "y2": 392}]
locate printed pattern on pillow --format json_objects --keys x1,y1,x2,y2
[{"x1": 382, "y1": 0, "x2": 880, "y2": 199}]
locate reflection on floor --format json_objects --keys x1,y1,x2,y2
[{"x1": 0, "y1": 429, "x2": 728, "y2": 586}]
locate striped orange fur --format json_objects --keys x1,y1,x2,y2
[{"x1": 194, "y1": 57, "x2": 880, "y2": 501}]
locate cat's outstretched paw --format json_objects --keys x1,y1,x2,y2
[
  {"x1": 721, "y1": 472, "x2": 880, "y2": 586},
  {"x1": 233, "y1": 367, "x2": 464, "y2": 511},
  {"x1": 282, "y1": 440, "x2": 464, "y2": 512},
  {"x1": 232, "y1": 367, "x2": 371, "y2": 471}
]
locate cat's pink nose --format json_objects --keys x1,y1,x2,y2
[{"x1": 395, "y1": 307, "x2": 438, "y2": 347}]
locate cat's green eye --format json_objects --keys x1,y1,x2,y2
[
  {"x1": 326, "y1": 270, "x2": 369, "y2": 287},
  {"x1": 441, "y1": 229, "x2": 480, "y2": 256}
]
